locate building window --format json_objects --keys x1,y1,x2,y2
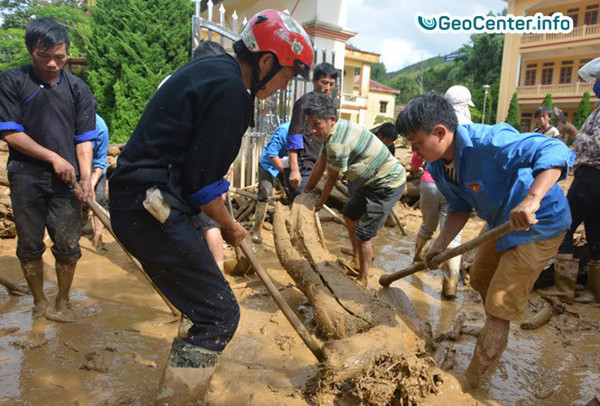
[
  {"x1": 559, "y1": 66, "x2": 573, "y2": 84},
  {"x1": 521, "y1": 113, "x2": 532, "y2": 133},
  {"x1": 354, "y1": 67, "x2": 361, "y2": 76},
  {"x1": 580, "y1": 58, "x2": 593, "y2": 73},
  {"x1": 567, "y1": 8, "x2": 579, "y2": 27},
  {"x1": 584, "y1": 4, "x2": 598, "y2": 25},
  {"x1": 379, "y1": 101, "x2": 388, "y2": 113},
  {"x1": 524, "y1": 68, "x2": 536, "y2": 86},
  {"x1": 541, "y1": 66, "x2": 553, "y2": 85}
]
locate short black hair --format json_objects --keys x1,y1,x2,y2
[
  {"x1": 303, "y1": 93, "x2": 337, "y2": 120},
  {"x1": 534, "y1": 106, "x2": 552, "y2": 118},
  {"x1": 377, "y1": 122, "x2": 398, "y2": 142},
  {"x1": 25, "y1": 18, "x2": 70, "y2": 52},
  {"x1": 192, "y1": 41, "x2": 226, "y2": 60},
  {"x1": 313, "y1": 62, "x2": 338, "y2": 81},
  {"x1": 395, "y1": 93, "x2": 458, "y2": 137}
]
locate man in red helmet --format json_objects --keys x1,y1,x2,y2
[{"x1": 108, "y1": 9, "x2": 313, "y2": 403}]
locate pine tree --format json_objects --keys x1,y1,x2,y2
[
  {"x1": 574, "y1": 91, "x2": 591, "y2": 129},
  {"x1": 87, "y1": 0, "x2": 191, "y2": 142},
  {"x1": 541, "y1": 93, "x2": 553, "y2": 109},
  {"x1": 505, "y1": 91, "x2": 520, "y2": 131}
]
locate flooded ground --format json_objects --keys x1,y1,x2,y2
[{"x1": 1, "y1": 201, "x2": 599, "y2": 405}]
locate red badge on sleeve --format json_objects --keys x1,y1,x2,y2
[{"x1": 466, "y1": 181, "x2": 481, "y2": 193}]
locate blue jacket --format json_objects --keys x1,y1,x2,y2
[
  {"x1": 259, "y1": 122, "x2": 290, "y2": 178},
  {"x1": 429, "y1": 123, "x2": 573, "y2": 252},
  {"x1": 93, "y1": 114, "x2": 109, "y2": 174}
]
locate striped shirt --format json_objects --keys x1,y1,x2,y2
[{"x1": 321, "y1": 119, "x2": 406, "y2": 189}]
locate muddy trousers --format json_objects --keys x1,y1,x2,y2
[
  {"x1": 110, "y1": 208, "x2": 240, "y2": 352},
  {"x1": 558, "y1": 165, "x2": 600, "y2": 261}
]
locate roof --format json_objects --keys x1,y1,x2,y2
[
  {"x1": 345, "y1": 43, "x2": 380, "y2": 57},
  {"x1": 353, "y1": 75, "x2": 400, "y2": 94}
]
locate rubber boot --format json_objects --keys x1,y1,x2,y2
[
  {"x1": 538, "y1": 258, "x2": 579, "y2": 304},
  {"x1": 577, "y1": 260, "x2": 600, "y2": 303},
  {"x1": 251, "y1": 202, "x2": 268, "y2": 244},
  {"x1": 156, "y1": 337, "x2": 220, "y2": 405},
  {"x1": 413, "y1": 235, "x2": 430, "y2": 263},
  {"x1": 442, "y1": 254, "x2": 461, "y2": 299}
]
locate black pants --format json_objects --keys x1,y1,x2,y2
[
  {"x1": 257, "y1": 165, "x2": 290, "y2": 202},
  {"x1": 559, "y1": 165, "x2": 600, "y2": 260},
  {"x1": 284, "y1": 164, "x2": 313, "y2": 202},
  {"x1": 9, "y1": 172, "x2": 82, "y2": 263},
  {"x1": 110, "y1": 208, "x2": 240, "y2": 352}
]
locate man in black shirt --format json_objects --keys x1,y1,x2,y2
[
  {"x1": 108, "y1": 9, "x2": 313, "y2": 402},
  {"x1": 286, "y1": 62, "x2": 338, "y2": 200},
  {"x1": 0, "y1": 18, "x2": 96, "y2": 322}
]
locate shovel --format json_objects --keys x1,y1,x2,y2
[{"x1": 379, "y1": 222, "x2": 514, "y2": 287}]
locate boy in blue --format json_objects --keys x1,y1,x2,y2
[
  {"x1": 250, "y1": 121, "x2": 290, "y2": 243},
  {"x1": 396, "y1": 93, "x2": 572, "y2": 390},
  {"x1": 90, "y1": 112, "x2": 109, "y2": 250}
]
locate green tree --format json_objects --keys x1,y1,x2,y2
[
  {"x1": 0, "y1": 28, "x2": 29, "y2": 71},
  {"x1": 370, "y1": 62, "x2": 387, "y2": 82},
  {"x1": 87, "y1": 0, "x2": 192, "y2": 142},
  {"x1": 541, "y1": 93, "x2": 553, "y2": 109},
  {"x1": 505, "y1": 91, "x2": 520, "y2": 131},
  {"x1": 574, "y1": 91, "x2": 592, "y2": 129}
]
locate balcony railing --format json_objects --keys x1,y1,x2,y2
[
  {"x1": 341, "y1": 93, "x2": 368, "y2": 108},
  {"x1": 517, "y1": 82, "x2": 594, "y2": 98},
  {"x1": 521, "y1": 24, "x2": 600, "y2": 46}
]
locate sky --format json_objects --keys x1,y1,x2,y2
[{"x1": 345, "y1": 0, "x2": 507, "y2": 72}]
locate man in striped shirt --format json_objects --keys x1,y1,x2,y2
[{"x1": 304, "y1": 94, "x2": 406, "y2": 289}]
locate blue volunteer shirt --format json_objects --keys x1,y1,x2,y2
[
  {"x1": 429, "y1": 123, "x2": 573, "y2": 252},
  {"x1": 259, "y1": 122, "x2": 290, "y2": 178},
  {"x1": 93, "y1": 114, "x2": 110, "y2": 174}
]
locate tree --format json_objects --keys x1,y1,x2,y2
[
  {"x1": 0, "y1": 28, "x2": 29, "y2": 71},
  {"x1": 87, "y1": 0, "x2": 192, "y2": 142},
  {"x1": 505, "y1": 91, "x2": 520, "y2": 131},
  {"x1": 370, "y1": 62, "x2": 386, "y2": 83},
  {"x1": 541, "y1": 93, "x2": 553, "y2": 109},
  {"x1": 574, "y1": 91, "x2": 592, "y2": 129}
]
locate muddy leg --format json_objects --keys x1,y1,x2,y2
[
  {"x1": 91, "y1": 215, "x2": 106, "y2": 251},
  {"x1": 20, "y1": 258, "x2": 47, "y2": 318},
  {"x1": 343, "y1": 215, "x2": 360, "y2": 265},
  {"x1": 462, "y1": 313, "x2": 509, "y2": 389},
  {"x1": 45, "y1": 261, "x2": 77, "y2": 322},
  {"x1": 356, "y1": 239, "x2": 372, "y2": 289}
]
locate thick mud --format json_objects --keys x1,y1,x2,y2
[{"x1": 1, "y1": 172, "x2": 599, "y2": 405}]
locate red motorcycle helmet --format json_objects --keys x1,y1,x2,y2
[{"x1": 240, "y1": 9, "x2": 314, "y2": 81}]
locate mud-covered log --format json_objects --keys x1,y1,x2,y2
[
  {"x1": 520, "y1": 301, "x2": 554, "y2": 330},
  {"x1": 273, "y1": 203, "x2": 363, "y2": 339}
]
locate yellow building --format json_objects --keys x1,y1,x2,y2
[
  {"x1": 497, "y1": 0, "x2": 600, "y2": 131},
  {"x1": 341, "y1": 45, "x2": 399, "y2": 128}
]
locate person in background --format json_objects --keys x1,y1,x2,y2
[
  {"x1": 286, "y1": 62, "x2": 338, "y2": 200},
  {"x1": 90, "y1": 102, "x2": 110, "y2": 251},
  {"x1": 541, "y1": 57, "x2": 600, "y2": 304},
  {"x1": 251, "y1": 121, "x2": 291, "y2": 243},
  {"x1": 0, "y1": 18, "x2": 97, "y2": 322},
  {"x1": 534, "y1": 106, "x2": 561, "y2": 140},
  {"x1": 410, "y1": 85, "x2": 473, "y2": 299}
]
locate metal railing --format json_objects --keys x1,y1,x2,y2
[{"x1": 191, "y1": 2, "x2": 339, "y2": 188}]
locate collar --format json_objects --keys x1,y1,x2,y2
[{"x1": 325, "y1": 119, "x2": 343, "y2": 143}]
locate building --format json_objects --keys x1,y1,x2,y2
[
  {"x1": 341, "y1": 45, "x2": 400, "y2": 128},
  {"x1": 497, "y1": 0, "x2": 600, "y2": 131}
]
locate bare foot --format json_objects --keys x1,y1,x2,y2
[
  {"x1": 32, "y1": 300, "x2": 49, "y2": 320},
  {"x1": 356, "y1": 277, "x2": 368, "y2": 290},
  {"x1": 45, "y1": 300, "x2": 77, "y2": 323}
]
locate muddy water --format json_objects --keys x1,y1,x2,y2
[
  {"x1": 0, "y1": 236, "x2": 178, "y2": 405},
  {"x1": 1, "y1": 203, "x2": 599, "y2": 405},
  {"x1": 325, "y1": 214, "x2": 600, "y2": 406}
]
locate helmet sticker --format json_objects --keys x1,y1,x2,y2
[
  {"x1": 274, "y1": 28, "x2": 304, "y2": 56},
  {"x1": 242, "y1": 27, "x2": 259, "y2": 51},
  {"x1": 291, "y1": 39, "x2": 304, "y2": 55},
  {"x1": 278, "y1": 11, "x2": 312, "y2": 46}
]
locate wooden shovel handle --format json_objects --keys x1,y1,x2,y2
[
  {"x1": 238, "y1": 239, "x2": 324, "y2": 362},
  {"x1": 379, "y1": 222, "x2": 513, "y2": 287}
]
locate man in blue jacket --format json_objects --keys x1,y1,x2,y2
[
  {"x1": 251, "y1": 121, "x2": 290, "y2": 243},
  {"x1": 396, "y1": 93, "x2": 572, "y2": 389}
]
